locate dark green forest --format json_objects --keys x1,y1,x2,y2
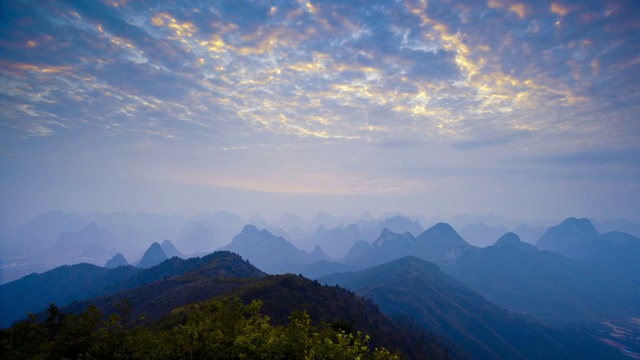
[{"x1": 1, "y1": 298, "x2": 400, "y2": 360}]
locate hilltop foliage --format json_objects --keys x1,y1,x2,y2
[{"x1": 1, "y1": 298, "x2": 400, "y2": 360}]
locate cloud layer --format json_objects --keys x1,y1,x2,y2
[{"x1": 1, "y1": 0, "x2": 639, "y2": 222}]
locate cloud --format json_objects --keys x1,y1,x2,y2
[{"x1": 0, "y1": 0, "x2": 638, "y2": 217}]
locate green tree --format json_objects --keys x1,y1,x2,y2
[{"x1": 0, "y1": 298, "x2": 401, "y2": 360}]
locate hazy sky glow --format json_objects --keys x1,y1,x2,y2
[{"x1": 1, "y1": 0, "x2": 639, "y2": 226}]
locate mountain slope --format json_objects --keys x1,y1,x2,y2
[
  {"x1": 0, "y1": 251, "x2": 260, "y2": 327},
  {"x1": 198, "y1": 274, "x2": 455, "y2": 359},
  {"x1": 320, "y1": 256, "x2": 627, "y2": 360},
  {"x1": 0, "y1": 263, "x2": 139, "y2": 327},
  {"x1": 445, "y1": 235, "x2": 640, "y2": 323},
  {"x1": 6, "y1": 256, "x2": 456, "y2": 360},
  {"x1": 64, "y1": 251, "x2": 267, "y2": 324},
  {"x1": 58, "y1": 255, "x2": 452, "y2": 359}
]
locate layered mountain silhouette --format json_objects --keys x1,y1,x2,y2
[
  {"x1": 344, "y1": 223, "x2": 474, "y2": 269},
  {"x1": 302, "y1": 223, "x2": 362, "y2": 258},
  {"x1": 345, "y1": 229, "x2": 416, "y2": 267},
  {"x1": 219, "y1": 225, "x2": 330, "y2": 273},
  {"x1": 537, "y1": 218, "x2": 603, "y2": 258},
  {"x1": 47, "y1": 222, "x2": 115, "y2": 259},
  {"x1": 492, "y1": 232, "x2": 536, "y2": 252},
  {"x1": 0, "y1": 211, "x2": 251, "y2": 283},
  {"x1": 3, "y1": 215, "x2": 640, "y2": 358},
  {"x1": 0, "y1": 251, "x2": 258, "y2": 327},
  {"x1": 537, "y1": 217, "x2": 640, "y2": 274},
  {"x1": 64, "y1": 251, "x2": 267, "y2": 325},
  {"x1": 373, "y1": 215, "x2": 425, "y2": 237},
  {"x1": 459, "y1": 222, "x2": 509, "y2": 247},
  {"x1": 320, "y1": 256, "x2": 627, "y2": 360},
  {"x1": 446, "y1": 232, "x2": 640, "y2": 323},
  {"x1": 594, "y1": 218, "x2": 640, "y2": 238},
  {"x1": 511, "y1": 223, "x2": 547, "y2": 244}
]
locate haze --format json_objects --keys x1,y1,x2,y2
[{"x1": 1, "y1": 0, "x2": 639, "y2": 228}]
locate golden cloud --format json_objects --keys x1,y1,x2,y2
[{"x1": 551, "y1": 3, "x2": 570, "y2": 17}]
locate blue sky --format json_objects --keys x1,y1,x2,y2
[{"x1": 1, "y1": 0, "x2": 639, "y2": 226}]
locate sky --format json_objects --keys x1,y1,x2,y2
[{"x1": 1, "y1": 0, "x2": 639, "y2": 227}]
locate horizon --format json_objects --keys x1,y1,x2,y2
[
  {"x1": 6, "y1": 207, "x2": 633, "y2": 231},
  {"x1": 2, "y1": 0, "x2": 639, "y2": 228}
]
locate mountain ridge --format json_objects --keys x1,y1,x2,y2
[{"x1": 320, "y1": 256, "x2": 627, "y2": 360}]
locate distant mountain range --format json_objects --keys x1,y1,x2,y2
[
  {"x1": 0, "y1": 211, "x2": 430, "y2": 283},
  {"x1": 447, "y1": 232, "x2": 640, "y2": 323},
  {"x1": 320, "y1": 220, "x2": 640, "y2": 324},
  {"x1": 218, "y1": 225, "x2": 331, "y2": 273},
  {"x1": 2, "y1": 212, "x2": 640, "y2": 358},
  {"x1": 2, "y1": 215, "x2": 639, "y2": 358},
  {"x1": 537, "y1": 217, "x2": 640, "y2": 275},
  {"x1": 320, "y1": 256, "x2": 626, "y2": 359},
  {"x1": 459, "y1": 222, "x2": 509, "y2": 247},
  {"x1": 341, "y1": 222, "x2": 474, "y2": 271}
]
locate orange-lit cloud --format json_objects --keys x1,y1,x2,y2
[
  {"x1": 551, "y1": 3, "x2": 570, "y2": 17},
  {"x1": 509, "y1": 4, "x2": 527, "y2": 19}
]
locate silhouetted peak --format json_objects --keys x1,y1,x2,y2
[
  {"x1": 380, "y1": 228, "x2": 395, "y2": 237},
  {"x1": 493, "y1": 233, "x2": 537, "y2": 252},
  {"x1": 373, "y1": 228, "x2": 413, "y2": 246},
  {"x1": 161, "y1": 239, "x2": 184, "y2": 259},
  {"x1": 427, "y1": 222, "x2": 457, "y2": 235},
  {"x1": 420, "y1": 222, "x2": 465, "y2": 242},
  {"x1": 192, "y1": 251, "x2": 267, "y2": 278},
  {"x1": 137, "y1": 242, "x2": 168, "y2": 268},
  {"x1": 537, "y1": 218, "x2": 601, "y2": 250},
  {"x1": 494, "y1": 232, "x2": 521, "y2": 246},
  {"x1": 556, "y1": 217, "x2": 598, "y2": 235},
  {"x1": 104, "y1": 253, "x2": 128, "y2": 268},
  {"x1": 161, "y1": 239, "x2": 173, "y2": 247},
  {"x1": 429, "y1": 222, "x2": 456, "y2": 233},
  {"x1": 241, "y1": 224, "x2": 260, "y2": 236},
  {"x1": 537, "y1": 217, "x2": 616, "y2": 261}
]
